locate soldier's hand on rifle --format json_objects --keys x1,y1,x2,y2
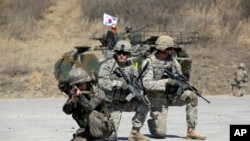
[
  {"x1": 70, "y1": 94, "x2": 78, "y2": 103},
  {"x1": 179, "y1": 83, "x2": 189, "y2": 90},
  {"x1": 70, "y1": 87, "x2": 82, "y2": 103},
  {"x1": 166, "y1": 78, "x2": 178, "y2": 87},
  {"x1": 75, "y1": 88, "x2": 82, "y2": 97},
  {"x1": 119, "y1": 78, "x2": 129, "y2": 90},
  {"x1": 166, "y1": 78, "x2": 189, "y2": 90}
]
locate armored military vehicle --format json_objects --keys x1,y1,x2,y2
[
  {"x1": 54, "y1": 46, "x2": 104, "y2": 93},
  {"x1": 54, "y1": 30, "x2": 198, "y2": 94},
  {"x1": 93, "y1": 30, "x2": 198, "y2": 80}
]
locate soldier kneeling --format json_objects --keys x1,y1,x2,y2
[{"x1": 62, "y1": 68, "x2": 113, "y2": 141}]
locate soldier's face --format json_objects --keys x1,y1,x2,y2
[
  {"x1": 78, "y1": 82, "x2": 87, "y2": 91},
  {"x1": 116, "y1": 51, "x2": 129, "y2": 63},
  {"x1": 157, "y1": 48, "x2": 174, "y2": 60},
  {"x1": 157, "y1": 50, "x2": 168, "y2": 60},
  {"x1": 166, "y1": 47, "x2": 174, "y2": 55}
]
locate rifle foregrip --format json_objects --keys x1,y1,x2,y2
[{"x1": 125, "y1": 93, "x2": 134, "y2": 102}]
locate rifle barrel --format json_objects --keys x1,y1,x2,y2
[
  {"x1": 164, "y1": 69, "x2": 210, "y2": 104},
  {"x1": 115, "y1": 67, "x2": 151, "y2": 107}
]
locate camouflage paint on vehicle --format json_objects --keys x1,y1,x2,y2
[{"x1": 54, "y1": 46, "x2": 104, "y2": 85}]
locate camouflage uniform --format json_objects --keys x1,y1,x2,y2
[
  {"x1": 230, "y1": 63, "x2": 248, "y2": 96},
  {"x1": 124, "y1": 26, "x2": 132, "y2": 43},
  {"x1": 102, "y1": 28, "x2": 118, "y2": 58},
  {"x1": 63, "y1": 68, "x2": 110, "y2": 141},
  {"x1": 141, "y1": 36, "x2": 206, "y2": 140},
  {"x1": 98, "y1": 40, "x2": 149, "y2": 141}
]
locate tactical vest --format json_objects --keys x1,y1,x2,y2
[
  {"x1": 149, "y1": 53, "x2": 180, "y2": 80},
  {"x1": 103, "y1": 57, "x2": 135, "y2": 101},
  {"x1": 64, "y1": 82, "x2": 108, "y2": 127},
  {"x1": 235, "y1": 69, "x2": 244, "y2": 82}
]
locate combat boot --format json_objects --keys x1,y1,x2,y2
[
  {"x1": 187, "y1": 128, "x2": 206, "y2": 140},
  {"x1": 230, "y1": 92, "x2": 235, "y2": 96},
  {"x1": 128, "y1": 127, "x2": 150, "y2": 141}
]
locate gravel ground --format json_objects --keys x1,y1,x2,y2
[{"x1": 0, "y1": 95, "x2": 250, "y2": 141}]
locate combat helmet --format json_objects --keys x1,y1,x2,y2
[
  {"x1": 114, "y1": 40, "x2": 132, "y2": 53},
  {"x1": 68, "y1": 67, "x2": 91, "y2": 86},
  {"x1": 238, "y1": 63, "x2": 246, "y2": 69},
  {"x1": 155, "y1": 35, "x2": 175, "y2": 51}
]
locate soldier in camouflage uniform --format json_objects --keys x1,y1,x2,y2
[
  {"x1": 124, "y1": 25, "x2": 132, "y2": 43},
  {"x1": 230, "y1": 63, "x2": 248, "y2": 96},
  {"x1": 141, "y1": 35, "x2": 206, "y2": 140},
  {"x1": 63, "y1": 68, "x2": 111, "y2": 141},
  {"x1": 123, "y1": 25, "x2": 142, "y2": 46},
  {"x1": 105, "y1": 26, "x2": 118, "y2": 49},
  {"x1": 98, "y1": 40, "x2": 150, "y2": 141}
]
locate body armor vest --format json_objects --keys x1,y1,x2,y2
[
  {"x1": 149, "y1": 54, "x2": 180, "y2": 80},
  {"x1": 235, "y1": 69, "x2": 244, "y2": 82}
]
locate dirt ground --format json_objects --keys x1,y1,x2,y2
[
  {"x1": 1, "y1": 95, "x2": 250, "y2": 141},
  {"x1": 0, "y1": 0, "x2": 249, "y2": 99}
]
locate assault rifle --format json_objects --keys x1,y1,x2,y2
[
  {"x1": 115, "y1": 61, "x2": 151, "y2": 108},
  {"x1": 69, "y1": 85, "x2": 78, "y2": 108},
  {"x1": 164, "y1": 69, "x2": 211, "y2": 104},
  {"x1": 68, "y1": 85, "x2": 98, "y2": 108},
  {"x1": 130, "y1": 25, "x2": 150, "y2": 33},
  {"x1": 92, "y1": 37, "x2": 103, "y2": 42}
]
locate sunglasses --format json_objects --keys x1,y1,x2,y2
[
  {"x1": 116, "y1": 51, "x2": 130, "y2": 56},
  {"x1": 159, "y1": 47, "x2": 174, "y2": 53},
  {"x1": 166, "y1": 47, "x2": 174, "y2": 50}
]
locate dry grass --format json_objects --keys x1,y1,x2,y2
[
  {"x1": 0, "y1": 0, "x2": 250, "y2": 98},
  {"x1": 187, "y1": 43, "x2": 250, "y2": 95},
  {"x1": 0, "y1": 0, "x2": 54, "y2": 40}
]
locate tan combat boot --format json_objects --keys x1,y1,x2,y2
[
  {"x1": 128, "y1": 127, "x2": 150, "y2": 141},
  {"x1": 230, "y1": 92, "x2": 235, "y2": 96},
  {"x1": 187, "y1": 128, "x2": 206, "y2": 140}
]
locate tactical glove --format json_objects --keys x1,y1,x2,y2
[
  {"x1": 166, "y1": 79, "x2": 178, "y2": 87},
  {"x1": 179, "y1": 83, "x2": 189, "y2": 90},
  {"x1": 119, "y1": 78, "x2": 129, "y2": 90},
  {"x1": 167, "y1": 79, "x2": 189, "y2": 90}
]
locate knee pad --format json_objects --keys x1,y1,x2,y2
[
  {"x1": 147, "y1": 112, "x2": 166, "y2": 138},
  {"x1": 188, "y1": 92, "x2": 198, "y2": 106}
]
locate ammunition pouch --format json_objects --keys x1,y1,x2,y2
[{"x1": 188, "y1": 91, "x2": 198, "y2": 106}]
